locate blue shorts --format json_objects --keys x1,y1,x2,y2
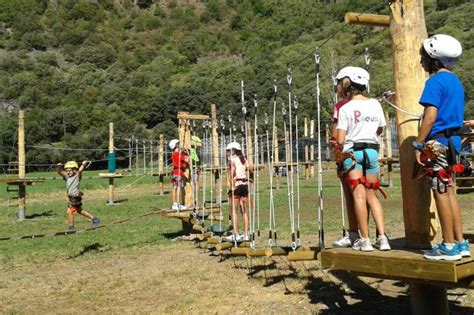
[{"x1": 342, "y1": 148, "x2": 379, "y2": 174}]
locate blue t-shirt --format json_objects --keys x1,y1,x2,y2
[{"x1": 419, "y1": 71, "x2": 464, "y2": 151}]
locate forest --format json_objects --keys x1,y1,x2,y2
[{"x1": 0, "y1": 0, "x2": 472, "y2": 167}]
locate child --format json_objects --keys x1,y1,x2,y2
[
  {"x1": 57, "y1": 161, "x2": 100, "y2": 232},
  {"x1": 190, "y1": 135, "x2": 202, "y2": 207},
  {"x1": 331, "y1": 67, "x2": 357, "y2": 247},
  {"x1": 224, "y1": 142, "x2": 252, "y2": 242},
  {"x1": 413, "y1": 34, "x2": 469, "y2": 261},
  {"x1": 336, "y1": 66, "x2": 390, "y2": 252},
  {"x1": 169, "y1": 139, "x2": 189, "y2": 211}
]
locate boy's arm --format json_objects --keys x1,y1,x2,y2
[
  {"x1": 77, "y1": 161, "x2": 88, "y2": 177},
  {"x1": 56, "y1": 163, "x2": 66, "y2": 177},
  {"x1": 415, "y1": 106, "x2": 437, "y2": 165}
]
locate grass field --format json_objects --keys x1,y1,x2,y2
[{"x1": 0, "y1": 167, "x2": 473, "y2": 313}]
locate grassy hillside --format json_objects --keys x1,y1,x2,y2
[{"x1": 0, "y1": 0, "x2": 472, "y2": 166}]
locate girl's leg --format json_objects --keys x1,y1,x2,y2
[
  {"x1": 448, "y1": 187, "x2": 464, "y2": 242},
  {"x1": 342, "y1": 180, "x2": 357, "y2": 232},
  {"x1": 365, "y1": 173, "x2": 385, "y2": 236},
  {"x1": 348, "y1": 170, "x2": 369, "y2": 238},
  {"x1": 433, "y1": 189, "x2": 455, "y2": 243},
  {"x1": 231, "y1": 197, "x2": 240, "y2": 235}
]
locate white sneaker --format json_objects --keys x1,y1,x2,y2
[
  {"x1": 242, "y1": 235, "x2": 250, "y2": 241},
  {"x1": 177, "y1": 204, "x2": 187, "y2": 210},
  {"x1": 375, "y1": 235, "x2": 391, "y2": 251},
  {"x1": 333, "y1": 233, "x2": 352, "y2": 247},
  {"x1": 352, "y1": 238, "x2": 374, "y2": 251},
  {"x1": 171, "y1": 204, "x2": 179, "y2": 210}
]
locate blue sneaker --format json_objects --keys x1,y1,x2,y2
[
  {"x1": 91, "y1": 217, "x2": 100, "y2": 228},
  {"x1": 424, "y1": 242, "x2": 462, "y2": 261},
  {"x1": 456, "y1": 240, "x2": 471, "y2": 258}
]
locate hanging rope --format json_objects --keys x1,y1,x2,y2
[
  {"x1": 287, "y1": 69, "x2": 297, "y2": 251},
  {"x1": 253, "y1": 94, "x2": 261, "y2": 243},
  {"x1": 293, "y1": 95, "x2": 302, "y2": 246},
  {"x1": 270, "y1": 80, "x2": 278, "y2": 245},
  {"x1": 315, "y1": 47, "x2": 325, "y2": 250}
]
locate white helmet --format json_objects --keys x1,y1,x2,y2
[
  {"x1": 226, "y1": 142, "x2": 242, "y2": 151},
  {"x1": 336, "y1": 66, "x2": 370, "y2": 88},
  {"x1": 169, "y1": 139, "x2": 179, "y2": 150},
  {"x1": 423, "y1": 34, "x2": 462, "y2": 68}
]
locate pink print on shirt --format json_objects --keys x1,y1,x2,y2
[{"x1": 353, "y1": 110, "x2": 379, "y2": 123}]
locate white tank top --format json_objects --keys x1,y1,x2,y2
[{"x1": 230, "y1": 155, "x2": 247, "y2": 185}]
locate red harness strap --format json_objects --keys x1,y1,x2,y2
[
  {"x1": 365, "y1": 180, "x2": 387, "y2": 199},
  {"x1": 344, "y1": 176, "x2": 366, "y2": 192}
]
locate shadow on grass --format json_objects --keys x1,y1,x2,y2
[
  {"x1": 162, "y1": 231, "x2": 184, "y2": 239},
  {"x1": 69, "y1": 242, "x2": 107, "y2": 259},
  {"x1": 25, "y1": 210, "x2": 54, "y2": 219}
]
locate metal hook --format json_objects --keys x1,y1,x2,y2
[
  {"x1": 273, "y1": 79, "x2": 277, "y2": 94},
  {"x1": 228, "y1": 114, "x2": 232, "y2": 122},
  {"x1": 282, "y1": 102, "x2": 287, "y2": 116},
  {"x1": 253, "y1": 94, "x2": 258, "y2": 108},
  {"x1": 314, "y1": 47, "x2": 321, "y2": 64},
  {"x1": 264, "y1": 112, "x2": 269, "y2": 125},
  {"x1": 364, "y1": 47, "x2": 370, "y2": 68},
  {"x1": 287, "y1": 69, "x2": 292, "y2": 86},
  {"x1": 293, "y1": 95, "x2": 298, "y2": 109}
]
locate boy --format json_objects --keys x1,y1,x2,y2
[
  {"x1": 57, "y1": 160, "x2": 100, "y2": 232},
  {"x1": 413, "y1": 34, "x2": 470, "y2": 260}
]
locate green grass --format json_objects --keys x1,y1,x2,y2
[{"x1": 0, "y1": 167, "x2": 472, "y2": 268}]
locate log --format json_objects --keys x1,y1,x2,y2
[{"x1": 345, "y1": 12, "x2": 390, "y2": 27}]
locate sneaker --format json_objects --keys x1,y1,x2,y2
[
  {"x1": 92, "y1": 217, "x2": 100, "y2": 228},
  {"x1": 67, "y1": 226, "x2": 76, "y2": 233},
  {"x1": 352, "y1": 238, "x2": 374, "y2": 251},
  {"x1": 333, "y1": 233, "x2": 352, "y2": 248},
  {"x1": 375, "y1": 235, "x2": 391, "y2": 251},
  {"x1": 222, "y1": 234, "x2": 236, "y2": 242},
  {"x1": 177, "y1": 204, "x2": 188, "y2": 211},
  {"x1": 456, "y1": 240, "x2": 471, "y2": 258},
  {"x1": 171, "y1": 203, "x2": 179, "y2": 210},
  {"x1": 242, "y1": 235, "x2": 250, "y2": 241},
  {"x1": 424, "y1": 242, "x2": 462, "y2": 261}
]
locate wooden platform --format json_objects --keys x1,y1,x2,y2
[
  {"x1": 4, "y1": 178, "x2": 45, "y2": 185},
  {"x1": 320, "y1": 244, "x2": 474, "y2": 288}
]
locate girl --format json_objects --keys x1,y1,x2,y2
[
  {"x1": 225, "y1": 142, "x2": 252, "y2": 242},
  {"x1": 336, "y1": 66, "x2": 390, "y2": 251},
  {"x1": 414, "y1": 34, "x2": 469, "y2": 261}
]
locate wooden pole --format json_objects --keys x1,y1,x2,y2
[
  {"x1": 183, "y1": 120, "x2": 193, "y2": 207},
  {"x1": 211, "y1": 104, "x2": 221, "y2": 204},
  {"x1": 246, "y1": 121, "x2": 253, "y2": 168},
  {"x1": 304, "y1": 117, "x2": 309, "y2": 179},
  {"x1": 310, "y1": 119, "x2": 315, "y2": 177},
  {"x1": 158, "y1": 134, "x2": 164, "y2": 195},
  {"x1": 273, "y1": 126, "x2": 280, "y2": 190},
  {"x1": 108, "y1": 122, "x2": 115, "y2": 205},
  {"x1": 18, "y1": 110, "x2": 26, "y2": 221}
]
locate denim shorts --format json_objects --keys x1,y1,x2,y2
[{"x1": 342, "y1": 148, "x2": 380, "y2": 174}]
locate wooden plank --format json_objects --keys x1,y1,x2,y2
[
  {"x1": 6, "y1": 178, "x2": 45, "y2": 185},
  {"x1": 320, "y1": 246, "x2": 474, "y2": 284},
  {"x1": 99, "y1": 173, "x2": 123, "y2": 178},
  {"x1": 177, "y1": 112, "x2": 209, "y2": 120},
  {"x1": 345, "y1": 12, "x2": 390, "y2": 27}
]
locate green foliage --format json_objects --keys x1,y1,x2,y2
[{"x1": 0, "y1": 0, "x2": 472, "y2": 168}]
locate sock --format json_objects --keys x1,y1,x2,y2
[{"x1": 444, "y1": 243, "x2": 455, "y2": 250}]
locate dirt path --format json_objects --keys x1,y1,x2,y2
[{"x1": 2, "y1": 240, "x2": 472, "y2": 314}]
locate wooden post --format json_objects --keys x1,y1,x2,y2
[
  {"x1": 304, "y1": 117, "x2": 309, "y2": 179},
  {"x1": 273, "y1": 126, "x2": 280, "y2": 190},
  {"x1": 246, "y1": 121, "x2": 253, "y2": 168},
  {"x1": 385, "y1": 112, "x2": 394, "y2": 188},
  {"x1": 158, "y1": 134, "x2": 164, "y2": 195},
  {"x1": 310, "y1": 119, "x2": 315, "y2": 177},
  {"x1": 211, "y1": 104, "x2": 221, "y2": 204},
  {"x1": 347, "y1": 2, "x2": 446, "y2": 313},
  {"x1": 18, "y1": 110, "x2": 26, "y2": 221},
  {"x1": 345, "y1": 12, "x2": 390, "y2": 27},
  {"x1": 379, "y1": 129, "x2": 386, "y2": 184},
  {"x1": 108, "y1": 122, "x2": 115, "y2": 205}
]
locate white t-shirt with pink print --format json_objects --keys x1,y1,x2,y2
[{"x1": 336, "y1": 98, "x2": 386, "y2": 152}]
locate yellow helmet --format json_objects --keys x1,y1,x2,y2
[{"x1": 64, "y1": 161, "x2": 79, "y2": 169}]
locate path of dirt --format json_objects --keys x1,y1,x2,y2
[{"x1": 1, "y1": 240, "x2": 473, "y2": 314}]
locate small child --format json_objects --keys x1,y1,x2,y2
[
  {"x1": 169, "y1": 139, "x2": 189, "y2": 211},
  {"x1": 57, "y1": 161, "x2": 100, "y2": 232}
]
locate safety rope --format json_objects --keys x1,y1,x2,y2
[
  {"x1": 287, "y1": 69, "x2": 297, "y2": 251},
  {"x1": 315, "y1": 47, "x2": 325, "y2": 250}
]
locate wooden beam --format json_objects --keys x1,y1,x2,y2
[
  {"x1": 177, "y1": 112, "x2": 210, "y2": 120},
  {"x1": 17, "y1": 110, "x2": 26, "y2": 221},
  {"x1": 345, "y1": 12, "x2": 390, "y2": 27}
]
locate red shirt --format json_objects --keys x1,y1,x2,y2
[
  {"x1": 332, "y1": 99, "x2": 349, "y2": 121},
  {"x1": 172, "y1": 151, "x2": 189, "y2": 176}
]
